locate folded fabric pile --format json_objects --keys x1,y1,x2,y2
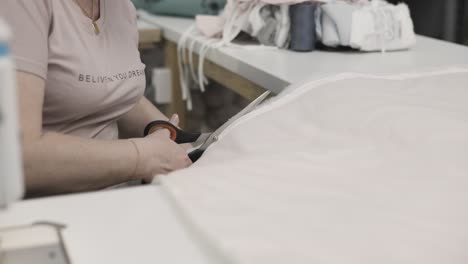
[
  {"x1": 195, "y1": 0, "x2": 316, "y2": 48},
  {"x1": 318, "y1": 0, "x2": 416, "y2": 52},
  {"x1": 194, "y1": 0, "x2": 415, "y2": 52}
]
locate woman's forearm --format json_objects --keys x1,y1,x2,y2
[
  {"x1": 118, "y1": 97, "x2": 169, "y2": 139},
  {"x1": 23, "y1": 132, "x2": 137, "y2": 197}
]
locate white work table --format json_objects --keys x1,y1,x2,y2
[
  {"x1": 139, "y1": 12, "x2": 468, "y2": 91},
  {"x1": 0, "y1": 186, "x2": 211, "y2": 264},
  {"x1": 138, "y1": 11, "x2": 468, "y2": 126}
]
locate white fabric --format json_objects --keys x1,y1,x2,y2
[
  {"x1": 351, "y1": 1, "x2": 416, "y2": 52},
  {"x1": 161, "y1": 67, "x2": 468, "y2": 264},
  {"x1": 319, "y1": 0, "x2": 416, "y2": 52},
  {"x1": 248, "y1": 3, "x2": 290, "y2": 48}
]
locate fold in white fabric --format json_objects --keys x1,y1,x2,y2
[{"x1": 161, "y1": 67, "x2": 468, "y2": 264}]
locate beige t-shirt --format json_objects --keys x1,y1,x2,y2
[{"x1": 0, "y1": 0, "x2": 145, "y2": 139}]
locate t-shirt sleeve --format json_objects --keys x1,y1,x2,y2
[
  {"x1": 126, "y1": 0, "x2": 140, "y2": 48},
  {"x1": 0, "y1": 0, "x2": 51, "y2": 80}
]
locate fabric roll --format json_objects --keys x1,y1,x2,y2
[{"x1": 289, "y1": 2, "x2": 318, "y2": 52}]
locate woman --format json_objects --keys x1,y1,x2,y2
[{"x1": 0, "y1": 0, "x2": 192, "y2": 197}]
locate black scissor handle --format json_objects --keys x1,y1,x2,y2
[
  {"x1": 188, "y1": 148, "x2": 205, "y2": 163},
  {"x1": 144, "y1": 121, "x2": 202, "y2": 144}
]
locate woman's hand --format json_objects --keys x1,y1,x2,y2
[{"x1": 130, "y1": 114, "x2": 192, "y2": 182}]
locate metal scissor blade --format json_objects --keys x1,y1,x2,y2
[
  {"x1": 190, "y1": 133, "x2": 211, "y2": 148},
  {"x1": 197, "y1": 91, "x2": 271, "y2": 151}
]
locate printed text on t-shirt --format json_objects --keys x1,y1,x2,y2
[{"x1": 78, "y1": 69, "x2": 145, "y2": 84}]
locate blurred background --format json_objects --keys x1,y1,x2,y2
[{"x1": 389, "y1": 0, "x2": 468, "y2": 45}]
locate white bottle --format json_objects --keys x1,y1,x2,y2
[{"x1": 0, "y1": 17, "x2": 24, "y2": 209}]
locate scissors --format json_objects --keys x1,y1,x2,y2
[{"x1": 144, "y1": 91, "x2": 271, "y2": 162}]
